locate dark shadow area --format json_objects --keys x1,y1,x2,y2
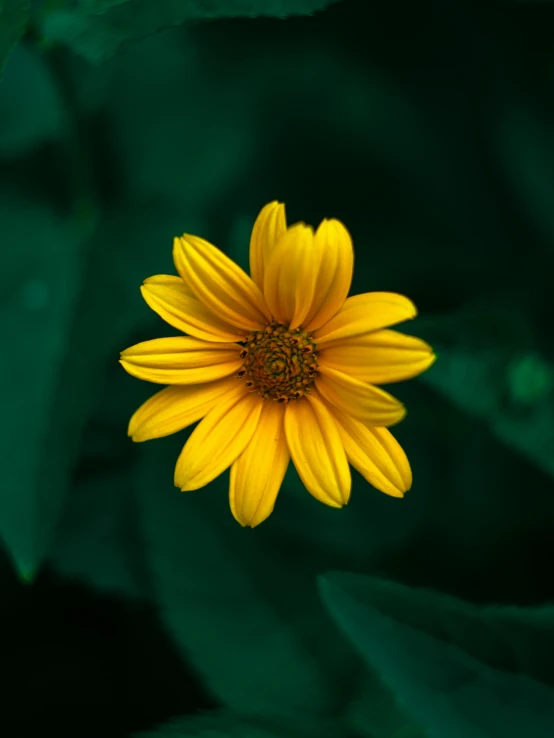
[{"x1": 0, "y1": 549, "x2": 217, "y2": 737}]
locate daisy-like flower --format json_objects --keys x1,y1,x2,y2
[{"x1": 120, "y1": 202, "x2": 435, "y2": 527}]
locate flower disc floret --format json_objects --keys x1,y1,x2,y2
[{"x1": 238, "y1": 322, "x2": 318, "y2": 402}]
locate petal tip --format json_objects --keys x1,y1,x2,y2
[
  {"x1": 176, "y1": 473, "x2": 195, "y2": 490},
  {"x1": 288, "y1": 221, "x2": 313, "y2": 235},
  {"x1": 263, "y1": 199, "x2": 284, "y2": 212},
  {"x1": 338, "y1": 490, "x2": 351, "y2": 506},
  {"x1": 325, "y1": 496, "x2": 346, "y2": 509},
  {"x1": 419, "y1": 351, "x2": 437, "y2": 376},
  {"x1": 174, "y1": 468, "x2": 185, "y2": 489},
  {"x1": 398, "y1": 296, "x2": 418, "y2": 321},
  {"x1": 119, "y1": 357, "x2": 138, "y2": 373},
  {"x1": 384, "y1": 404, "x2": 407, "y2": 427},
  {"x1": 315, "y1": 216, "x2": 348, "y2": 234},
  {"x1": 140, "y1": 281, "x2": 160, "y2": 294},
  {"x1": 389, "y1": 489, "x2": 406, "y2": 499},
  {"x1": 230, "y1": 499, "x2": 274, "y2": 528},
  {"x1": 139, "y1": 284, "x2": 154, "y2": 304},
  {"x1": 235, "y1": 514, "x2": 255, "y2": 528},
  {"x1": 179, "y1": 233, "x2": 197, "y2": 248}
]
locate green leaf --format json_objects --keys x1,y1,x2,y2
[
  {"x1": 46, "y1": 201, "x2": 198, "y2": 591},
  {"x1": 105, "y1": 31, "x2": 258, "y2": 213},
  {"x1": 49, "y1": 471, "x2": 148, "y2": 599},
  {"x1": 135, "y1": 441, "x2": 329, "y2": 717},
  {"x1": 343, "y1": 675, "x2": 428, "y2": 738},
  {"x1": 39, "y1": 0, "x2": 342, "y2": 62},
  {"x1": 0, "y1": 194, "x2": 85, "y2": 577},
  {"x1": 0, "y1": 194, "x2": 190, "y2": 579},
  {"x1": 0, "y1": 0, "x2": 27, "y2": 77},
  {"x1": 0, "y1": 44, "x2": 65, "y2": 157},
  {"x1": 318, "y1": 572, "x2": 554, "y2": 738},
  {"x1": 133, "y1": 708, "x2": 337, "y2": 738},
  {"x1": 416, "y1": 302, "x2": 554, "y2": 479},
  {"x1": 496, "y1": 108, "x2": 554, "y2": 245}
]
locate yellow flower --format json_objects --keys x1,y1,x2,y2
[{"x1": 120, "y1": 202, "x2": 435, "y2": 527}]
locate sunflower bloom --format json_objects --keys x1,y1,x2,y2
[{"x1": 120, "y1": 202, "x2": 435, "y2": 527}]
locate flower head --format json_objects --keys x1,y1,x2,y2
[{"x1": 120, "y1": 202, "x2": 435, "y2": 526}]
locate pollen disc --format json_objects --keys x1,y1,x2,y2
[{"x1": 238, "y1": 323, "x2": 318, "y2": 402}]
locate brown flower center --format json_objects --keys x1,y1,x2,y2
[{"x1": 237, "y1": 323, "x2": 319, "y2": 402}]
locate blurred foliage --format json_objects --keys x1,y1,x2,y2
[
  {"x1": 2, "y1": 0, "x2": 554, "y2": 735},
  {"x1": 417, "y1": 301, "x2": 554, "y2": 479},
  {"x1": 133, "y1": 709, "x2": 339, "y2": 738},
  {"x1": 319, "y1": 572, "x2": 554, "y2": 738},
  {"x1": 0, "y1": 0, "x2": 28, "y2": 75},
  {"x1": 0, "y1": 44, "x2": 64, "y2": 156},
  {"x1": 36, "y1": 0, "x2": 341, "y2": 62},
  {"x1": 0, "y1": 193, "x2": 85, "y2": 576}
]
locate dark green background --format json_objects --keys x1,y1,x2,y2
[{"x1": 1, "y1": 0, "x2": 554, "y2": 736}]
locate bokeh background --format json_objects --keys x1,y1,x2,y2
[{"x1": 2, "y1": 0, "x2": 554, "y2": 736}]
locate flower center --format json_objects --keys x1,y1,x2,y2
[{"x1": 237, "y1": 323, "x2": 319, "y2": 402}]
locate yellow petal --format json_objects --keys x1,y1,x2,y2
[
  {"x1": 262, "y1": 217, "x2": 352, "y2": 332},
  {"x1": 319, "y1": 329, "x2": 436, "y2": 384},
  {"x1": 229, "y1": 401, "x2": 289, "y2": 527},
  {"x1": 314, "y1": 292, "x2": 417, "y2": 347},
  {"x1": 262, "y1": 223, "x2": 316, "y2": 329},
  {"x1": 284, "y1": 393, "x2": 351, "y2": 507},
  {"x1": 174, "y1": 389, "x2": 264, "y2": 491},
  {"x1": 329, "y1": 406, "x2": 412, "y2": 497},
  {"x1": 173, "y1": 234, "x2": 271, "y2": 330},
  {"x1": 249, "y1": 201, "x2": 287, "y2": 291},
  {"x1": 141, "y1": 275, "x2": 245, "y2": 343},
  {"x1": 120, "y1": 337, "x2": 242, "y2": 385},
  {"x1": 128, "y1": 376, "x2": 240, "y2": 442},
  {"x1": 316, "y1": 365, "x2": 406, "y2": 426},
  {"x1": 303, "y1": 218, "x2": 354, "y2": 331}
]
